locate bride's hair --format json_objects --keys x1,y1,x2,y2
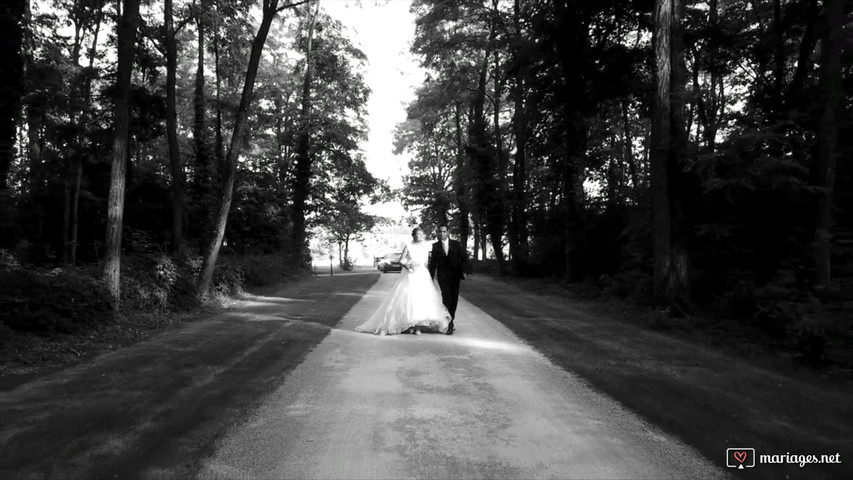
[{"x1": 411, "y1": 227, "x2": 423, "y2": 238}]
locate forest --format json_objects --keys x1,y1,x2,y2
[{"x1": 0, "y1": 0, "x2": 850, "y2": 368}]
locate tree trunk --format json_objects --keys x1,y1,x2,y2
[
  {"x1": 561, "y1": 120, "x2": 587, "y2": 282},
  {"x1": 772, "y1": 0, "x2": 784, "y2": 107},
  {"x1": 651, "y1": 0, "x2": 689, "y2": 304},
  {"x1": 607, "y1": 134, "x2": 620, "y2": 209},
  {"x1": 165, "y1": 0, "x2": 185, "y2": 255},
  {"x1": 197, "y1": 0, "x2": 290, "y2": 295},
  {"x1": 811, "y1": 0, "x2": 843, "y2": 286},
  {"x1": 787, "y1": 0, "x2": 818, "y2": 101},
  {"x1": 104, "y1": 0, "x2": 140, "y2": 307},
  {"x1": 552, "y1": 2, "x2": 590, "y2": 282},
  {"x1": 453, "y1": 102, "x2": 469, "y2": 250},
  {"x1": 62, "y1": 167, "x2": 70, "y2": 264},
  {"x1": 699, "y1": 0, "x2": 720, "y2": 153},
  {"x1": 69, "y1": 160, "x2": 82, "y2": 263},
  {"x1": 473, "y1": 218, "x2": 480, "y2": 261},
  {"x1": 488, "y1": 6, "x2": 504, "y2": 274},
  {"x1": 71, "y1": 1, "x2": 104, "y2": 265},
  {"x1": 509, "y1": 0, "x2": 530, "y2": 271},
  {"x1": 213, "y1": 2, "x2": 226, "y2": 172},
  {"x1": 481, "y1": 224, "x2": 489, "y2": 260},
  {"x1": 343, "y1": 235, "x2": 350, "y2": 267},
  {"x1": 0, "y1": 0, "x2": 25, "y2": 247},
  {"x1": 291, "y1": 0, "x2": 320, "y2": 270},
  {"x1": 194, "y1": 0, "x2": 211, "y2": 242},
  {"x1": 621, "y1": 98, "x2": 639, "y2": 191},
  {"x1": 468, "y1": 27, "x2": 503, "y2": 273}
]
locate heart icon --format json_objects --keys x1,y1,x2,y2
[{"x1": 734, "y1": 451, "x2": 747, "y2": 463}]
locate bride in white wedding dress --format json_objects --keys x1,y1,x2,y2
[{"x1": 356, "y1": 227, "x2": 451, "y2": 335}]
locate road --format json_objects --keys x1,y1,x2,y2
[{"x1": 199, "y1": 272, "x2": 725, "y2": 479}]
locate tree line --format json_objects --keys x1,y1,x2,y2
[
  {"x1": 0, "y1": 0, "x2": 382, "y2": 308},
  {"x1": 396, "y1": 0, "x2": 850, "y2": 309}
]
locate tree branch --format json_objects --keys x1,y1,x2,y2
[
  {"x1": 175, "y1": 16, "x2": 193, "y2": 34},
  {"x1": 276, "y1": 0, "x2": 312, "y2": 13}
]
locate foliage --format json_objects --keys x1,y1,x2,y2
[
  {"x1": 0, "y1": 266, "x2": 113, "y2": 334},
  {"x1": 231, "y1": 254, "x2": 301, "y2": 288},
  {"x1": 2, "y1": 0, "x2": 850, "y2": 368}
]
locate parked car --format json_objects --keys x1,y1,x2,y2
[{"x1": 378, "y1": 252, "x2": 403, "y2": 273}]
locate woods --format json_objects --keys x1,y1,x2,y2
[
  {"x1": 397, "y1": 0, "x2": 851, "y2": 286},
  {"x1": 393, "y1": 0, "x2": 850, "y2": 362},
  {"x1": 0, "y1": 0, "x2": 850, "y2": 365},
  {"x1": 1, "y1": 0, "x2": 379, "y2": 321}
]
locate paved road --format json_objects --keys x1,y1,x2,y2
[{"x1": 199, "y1": 273, "x2": 725, "y2": 479}]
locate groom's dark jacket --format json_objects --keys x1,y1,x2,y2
[{"x1": 428, "y1": 239, "x2": 467, "y2": 281}]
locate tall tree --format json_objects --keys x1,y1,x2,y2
[
  {"x1": 811, "y1": 0, "x2": 844, "y2": 287},
  {"x1": 198, "y1": 0, "x2": 310, "y2": 295},
  {"x1": 552, "y1": 0, "x2": 591, "y2": 282},
  {"x1": 507, "y1": 0, "x2": 530, "y2": 270},
  {"x1": 69, "y1": 0, "x2": 106, "y2": 265},
  {"x1": 466, "y1": 4, "x2": 504, "y2": 273},
  {"x1": 193, "y1": 0, "x2": 214, "y2": 242},
  {"x1": 0, "y1": 0, "x2": 25, "y2": 248},
  {"x1": 650, "y1": 0, "x2": 689, "y2": 303},
  {"x1": 164, "y1": 0, "x2": 185, "y2": 255},
  {"x1": 104, "y1": 0, "x2": 142, "y2": 306},
  {"x1": 290, "y1": 0, "x2": 320, "y2": 269}
]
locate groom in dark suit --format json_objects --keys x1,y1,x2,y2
[{"x1": 428, "y1": 224, "x2": 468, "y2": 335}]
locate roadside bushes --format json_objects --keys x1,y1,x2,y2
[
  {"x1": 234, "y1": 254, "x2": 299, "y2": 287},
  {"x1": 121, "y1": 254, "x2": 200, "y2": 313},
  {"x1": 0, "y1": 252, "x2": 301, "y2": 338},
  {"x1": 0, "y1": 266, "x2": 113, "y2": 334}
]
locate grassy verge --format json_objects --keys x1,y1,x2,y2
[
  {"x1": 462, "y1": 275, "x2": 852, "y2": 480},
  {"x1": 0, "y1": 254, "x2": 310, "y2": 388},
  {"x1": 0, "y1": 303, "x2": 231, "y2": 389}
]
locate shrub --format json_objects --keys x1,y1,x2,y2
[
  {"x1": 0, "y1": 267, "x2": 113, "y2": 334},
  {"x1": 211, "y1": 258, "x2": 244, "y2": 297},
  {"x1": 788, "y1": 314, "x2": 832, "y2": 367},
  {"x1": 233, "y1": 254, "x2": 295, "y2": 287},
  {"x1": 603, "y1": 268, "x2": 652, "y2": 300},
  {"x1": 121, "y1": 255, "x2": 178, "y2": 313}
]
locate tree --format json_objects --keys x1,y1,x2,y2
[
  {"x1": 164, "y1": 0, "x2": 185, "y2": 255},
  {"x1": 0, "y1": 0, "x2": 25, "y2": 248},
  {"x1": 506, "y1": 0, "x2": 532, "y2": 271},
  {"x1": 394, "y1": 103, "x2": 456, "y2": 229},
  {"x1": 811, "y1": 0, "x2": 843, "y2": 287},
  {"x1": 326, "y1": 203, "x2": 376, "y2": 269},
  {"x1": 291, "y1": 0, "x2": 320, "y2": 270},
  {"x1": 650, "y1": 0, "x2": 689, "y2": 304},
  {"x1": 197, "y1": 0, "x2": 311, "y2": 296},
  {"x1": 104, "y1": 0, "x2": 141, "y2": 307}
]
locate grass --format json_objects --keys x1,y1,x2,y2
[
  {"x1": 0, "y1": 300, "x2": 235, "y2": 389},
  {"x1": 496, "y1": 274, "x2": 853, "y2": 381}
]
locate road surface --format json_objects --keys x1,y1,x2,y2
[{"x1": 199, "y1": 272, "x2": 725, "y2": 479}]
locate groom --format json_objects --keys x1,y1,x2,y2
[{"x1": 428, "y1": 224, "x2": 468, "y2": 335}]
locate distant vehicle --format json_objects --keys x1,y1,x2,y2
[{"x1": 378, "y1": 252, "x2": 403, "y2": 273}]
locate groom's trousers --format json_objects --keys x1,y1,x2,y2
[{"x1": 438, "y1": 275, "x2": 460, "y2": 320}]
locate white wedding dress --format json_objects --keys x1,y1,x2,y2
[{"x1": 356, "y1": 241, "x2": 451, "y2": 335}]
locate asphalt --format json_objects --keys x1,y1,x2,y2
[{"x1": 199, "y1": 273, "x2": 726, "y2": 479}]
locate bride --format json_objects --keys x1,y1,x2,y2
[{"x1": 356, "y1": 227, "x2": 451, "y2": 335}]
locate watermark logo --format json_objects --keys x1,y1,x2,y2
[{"x1": 727, "y1": 448, "x2": 756, "y2": 469}]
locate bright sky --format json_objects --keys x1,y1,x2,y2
[{"x1": 323, "y1": 0, "x2": 423, "y2": 219}]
